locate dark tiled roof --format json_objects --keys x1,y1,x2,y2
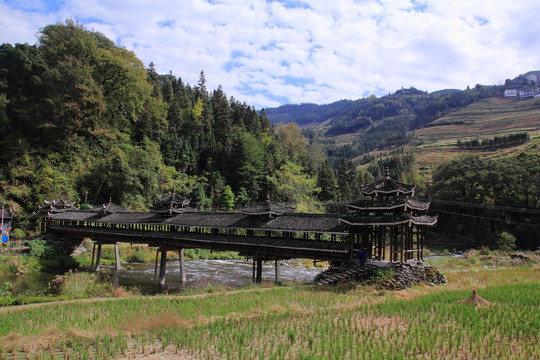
[
  {"x1": 164, "y1": 212, "x2": 250, "y2": 228},
  {"x1": 43, "y1": 197, "x2": 76, "y2": 209},
  {"x1": 361, "y1": 172, "x2": 415, "y2": 196},
  {"x1": 339, "y1": 213, "x2": 437, "y2": 226},
  {"x1": 152, "y1": 192, "x2": 191, "y2": 213},
  {"x1": 262, "y1": 213, "x2": 348, "y2": 234},
  {"x1": 407, "y1": 199, "x2": 431, "y2": 211},
  {"x1": 346, "y1": 198, "x2": 430, "y2": 211},
  {"x1": 90, "y1": 201, "x2": 129, "y2": 214},
  {"x1": 239, "y1": 199, "x2": 295, "y2": 216}
]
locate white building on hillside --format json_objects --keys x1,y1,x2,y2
[
  {"x1": 504, "y1": 89, "x2": 518, "y2": 97},
  {"x1": 519, "y1": 89, "x2": 534, "y2": 99}
]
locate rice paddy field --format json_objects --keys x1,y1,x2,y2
[{"x1": 0, "y1": 263, "x2": 538, "y2": 359}]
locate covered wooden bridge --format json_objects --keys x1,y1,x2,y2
[{"x1": 38, "y1": 171, "x2": 436, "y2": 285}]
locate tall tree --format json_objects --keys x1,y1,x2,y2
[{"x1": 317, "y1": 160, "x2": 336, "y2": 201}]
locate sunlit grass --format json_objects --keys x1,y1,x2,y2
[{"x1": 0, "y1": 263, "x2": 538, "y2": 359}]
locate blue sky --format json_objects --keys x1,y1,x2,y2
[{"x1": 1, "y1": 0, "x2": 539, "y2": 109}]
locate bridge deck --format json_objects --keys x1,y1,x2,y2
[{"x1": 50, "y1": 225, "x2": 350, "y2": 261}]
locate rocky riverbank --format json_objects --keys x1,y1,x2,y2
[{"x1": 315, "y1": 261, "x2": 447, "y2": 290}]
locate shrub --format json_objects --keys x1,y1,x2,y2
[
  {"x1": 496, "y1": 232, "x2": 516, "y2": 252},
  {"x1": 25, "y1": 239, "x2": 57, "y2": 259},
  {"x1": 125, "y1": 246, "x2": 155, "y2": 263},
  {"x1": 59, "y1": 271, "x2": 96, "y2": 298},
  {"x1": 10, "y1": 228, "x2": 25, "y2": 240}
]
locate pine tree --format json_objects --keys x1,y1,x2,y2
[{"x1": 317, "y1": 160, "x2": 336, "y2": 201}]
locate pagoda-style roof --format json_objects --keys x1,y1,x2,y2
[
  {"x1": 91, "y1": 199, "x2": 129, "y2": 215},
  {"x1": 239, "y1": 196, "x2": 295, "y2": 217},
  {"x1": 339, "y1": 213, "x2": 438, "y2": 227},
  {"x1": 346, "y1": 198, "x2": 430, "y2": 212},
  {"x1": 43, "y1": 197, "x2": 77, "y2": 209},
  {"x1": 39, "y1": 197, "x2": 77, "y2": 214},
  {"x1": 361, "y1": 168, "x2": 415, "y2": 197},
  {"x1": 151, "y1": 191, "x2": 191, "y2": 214}
]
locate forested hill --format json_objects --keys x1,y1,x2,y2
[
  {"x1": 264, "y1": 86, "x2": 502, "y2": 136},
  {"x1": 0, "y1": 20, "x2": 326, "y2": 228}
]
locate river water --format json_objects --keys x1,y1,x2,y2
[{"x1": 2, "y1": 259, "x2": 325, "y2": 295}]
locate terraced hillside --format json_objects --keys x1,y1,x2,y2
[
  {"x1": 414, "y1": 97, "x2": 540, "y2": 142},
  {"x1": 407, "y1": 97, "x2": 540, "y2": 176}
]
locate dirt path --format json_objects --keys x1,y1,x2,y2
[{"x1": 0, "y1": 285, "x2": 281, "y2": 313}]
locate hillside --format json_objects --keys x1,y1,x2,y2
[
  {"x1": 265, "y1": 76, "x2": 540, "y2": 177},
  {"x1": 407, "y1": 96, "x2": 540, "y2": 174}
]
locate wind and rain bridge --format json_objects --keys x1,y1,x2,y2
[{"x1": 38, "y1": 170, "x2": 437, "y2": 285}]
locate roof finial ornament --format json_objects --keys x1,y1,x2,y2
[{"x1": 384, "y1": 167, "x2": 390, "y2": 179}]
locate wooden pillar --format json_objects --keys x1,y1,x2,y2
[
  {"x1": 179, "y1": 248, "x2": 186, "y2": 282},
  {"x1": 349, "y1": 231, "x2": 354, "y2": 261},
  {"x1": 256, "y1": 259, "x2": 263, "y2": 284},
  {"x1": 275, "y1": 260, "x2": 281, "y2": 285},
  {"x1": 114, "y1": 243, "x2": 121, "y2": 270},
  {"x1": 159, "y1": 250, "x2": 167, "y2": 286},
  {"x1": 379, "y1": 225, "x2": 386, "y2": 259},
  {"x1": 401, "y1": 225, "x2": 405, "y2": 264},
  {"x1": 420, "y1": 227, "x2": 424, "y2": 261},
  {"x1": 95, "y1": 243, "x2": 102, "y2": 271},
  {"x1": 252, "y1": 258, "x2": 256, "y2": 282}
]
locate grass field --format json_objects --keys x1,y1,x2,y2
[{"x1": 0, "y1": 255, "x2": 538, "y2": 359}]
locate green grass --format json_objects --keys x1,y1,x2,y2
[{"x1": 0, "y1": 265, "x2": 538, "y2": 359}]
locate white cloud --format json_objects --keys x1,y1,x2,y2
[{"x1": 1, "y1": 0, "x2": 540, "y2": 108}]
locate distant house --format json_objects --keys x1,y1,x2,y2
[
  {"x1": 519, "y1": 89, "x2": 534, "y2": 99},
  {"x1": 504, "y1": 89, "x2": 518, "y2": 97},
  {"x1": 535, "y1": 89, "x2": 540, "y2": 98},
  {"x1": 513, "y1": 76, "x2": 528, "y2": 86}
]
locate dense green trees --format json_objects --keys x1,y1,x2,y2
[
  {"x1": 0, "y1": 20, "x2": 325, "y2": 232},
  {"x1": 429, "y1": 154, "x2": 540, "y2": 249}
]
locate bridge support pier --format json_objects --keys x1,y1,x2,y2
[
  {"x1": 91, "y1": 243, "x2": 96, "y2": 271},
  {"x1": 94, "y1": 243, "x2": 102, "y2": 271},
  {"x1": 114, "y1": 243, "x2": 121, "y2": 270},
  {"x1": 179, "y1": 248, "x2": 186, "y2": 282},
  {"x1": 275, "y1": 260, "x2": 281, "y2": 285},
  {"x1": 159, "y1": 249, "x2": 167, "y2": 286},
  {"x1": 256, "y1": 259, "x2": 263, "y2": 283}
]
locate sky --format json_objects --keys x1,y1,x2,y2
[{"x1": 1, "y1": 0, "x2": 539, "y2": 109}]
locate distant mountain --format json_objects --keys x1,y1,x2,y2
[{"x1": 263, "y1": 72, "x2": 540, "y2": 168}]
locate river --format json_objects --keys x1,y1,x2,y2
[{"x1": 2, "y1": 259, "x2": 325, "y2": 295}]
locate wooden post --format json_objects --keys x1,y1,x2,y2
[
  {"x1": 159, "y1": 250, "x2": 167, "y2": 286},
  {"x1": 379, "y1": 225, "x2": 386, "y2": 259},
  {"x1": 349, "y1": 231, "x2": 354, "y2": 261},
  {"x1": 95, "y1": 243, "x2": 102, "y2": 271},
  {"x1": 420, "y1": 227, "x2": 424, "y2": 261},
  {"x1": 179, "y1": 248, "x2": 186, "y2": 282},
  {"x1": 256, "y1": 259, "x2": 263, "y2": 284},
  {"x1": 114, "y1": 243, "x2": 121, "y2": 270},
  {"x1": 401, "y1": 225, "x2": 405, "y2": 264},
  {"x1": 275, "y1": 260, "x2": 281, "y2": 285}
]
